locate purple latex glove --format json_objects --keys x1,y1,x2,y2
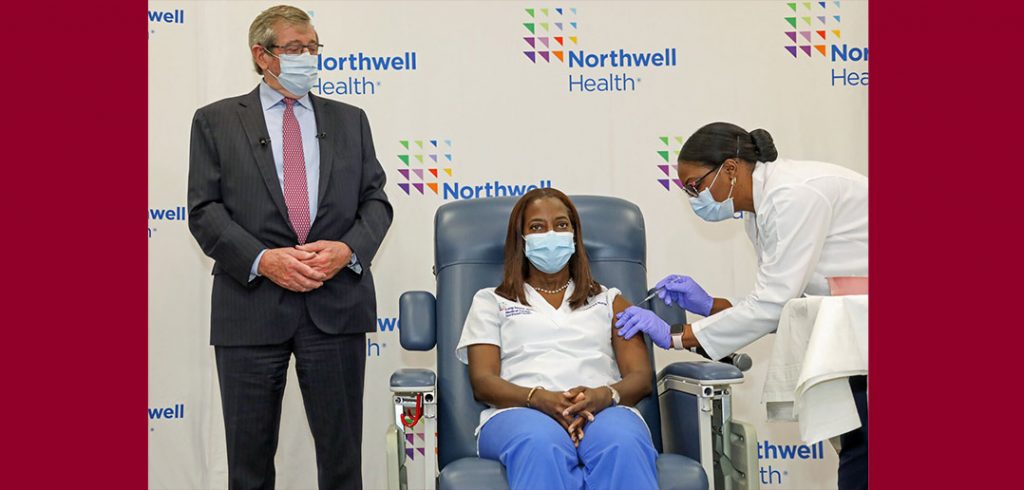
[
  {"x1": 655, "y1": 274, "x2": 713, "y2": 316},
  {"x1": 615, "y1": 306, "x2": 672, "y2": 349}
]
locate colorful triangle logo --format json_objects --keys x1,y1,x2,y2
[
  {"x1": 814, "y1": 45, "x2": 826, "y2": 56},
  {"x1": 658, "y1": 179, "x2": 671, "y2": 191},
  {"x1": 832, "y1": 29, "x2": 841, "y2": 38},
  {"x1": 398, "y1": 183, "x2": 410, "y2": 194},
  {"x1": 556, "y1": 8, "x2": 563, "y2": 15},
  {"x1": 427, "y1": 183, "x2": 438, "y2": 194},
  {"x1": 428, "y1": 168, "x2": 438, "y2": 178},
  {"x1": 538, "y1": 37, "x2": 549, "y2": 48},
  {"x1": 400, "y1": 140, "x2": 409, "y2": 149},
  {"x1": 523, "y1": 23, "x2": 535, "y2": 34},
  {"x1": 569, "y1": 36, "x2": 578, "y2": 44},
  {"x1": 524, "y1": 37, "x2": 535, "y2": 48},
  {"x1": 552, "y1": 51, "x2": 564, "y2": 62},
  {"x1": 675, "y1": 136, "x2": 684, "y2": 144},
  {"x1": 412, "y1": 183, "x2": 424, "y2": 194},
  {"x1": 657, "y1": 150, "x2": 670, "y2": 162},
  {"x1": 525, "y1": 8, "x2": 534, "y2": 18},
  {"x1": 554, "y1": 36, "x2": 564, "y2": 45},
  {"x1": 803, "y1": 2, "x2": 812, "y2": 10},
  {"x1": 802, "y1": 16, "x2": 812, "y2": 25},
  {"x1": 430, "y1": 140, "x2": 437, "y2": 147},
  {"x1": 799, "y1": 45, "x2": 812, "y2": 56},
  {"x1": 398, "y1": 169, "x2": 409, "y2": 179},
  {"x1": 398, "y1": 155, "x2": 409, "y2": 165},
  {"x1": 414, "y1": 155, "x2": 423, "y2": 163},
  {"x1": 787, "y1": 2, "x2": 797, "y2": 12},
  {"x1": 800, "y1": 31, "x2": 811, "y2": 42},
  {"x1": 445, "y1": 154, "x2": 452, "y2": 161},
  {"x1": 412, "y1": 169, "x2": 423, "y2": 180},
  {"x1": 659, "y1": 136, "x2": 669, "y2": 145},
  {"x1": 429, "y1": 154, "x2": 437, "y2": 162},
  {"x1": 555, "y1": 22, "x2": 563, "y2": 31},
  {"x1": 785, "y1": 46, "x2": 797, "y2": 57},
  {"x1": 785, "y1": 17, "x2": 797, "y2": 28},
  {"x1": 538, "y1": 51, "x2": 549, "y2": 62},
  {"x1": 658, "y1": 165, "x2": 670, "y2": 176},
  {"x1": 816, "y1": 30, "x2": 826, "y2": 39},
  {"x1": 524, "y1": 51, "x2": 536, "y2": 63},
  {"x1": 415, "y1": 140, "x2": 423, "y2": 148},
  {"x1": 785, "y1": 31, "x2": 797, "y2": 42},
  {"x1": 444, "y1": 168, "x2": 453, "y2": 176},
  {"x1": 540, "y1": 22, "x2": 549, "y2": 32},
  {"x1": 817, "y1": 16, "x2": 826, "y2": 24},
  {"x1": 540, "y1": 8, "x2": 548, "y2": 16}
]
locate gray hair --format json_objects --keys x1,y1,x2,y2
[{"x1": 248, "y1": 5, "x2": 313, "y2": 75}]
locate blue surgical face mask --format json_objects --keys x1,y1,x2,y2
[
  {"x1": 689, "y1": 165, "x2": 736, "y2": 222},
  {"x1": 266, "y1": 51, "x2": 318, "y2": 97},
  {"x1": 524, "y1": 231, "x2": 575, "y2": 274}
]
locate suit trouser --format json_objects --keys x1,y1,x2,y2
[
  {"x1": 215, "y1": 308, "x2": 366, "y2": 490},
  {"x1": 838, "y1": 375, "x2": 868, "y2": 490}
]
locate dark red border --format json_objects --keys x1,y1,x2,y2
[
  {"x1": 4, "y1": 1, "x2": 147, "y2": 488},
  {"x1": 5, "y1": 1, "x2": 1018, "y2": 488},
  {"x1": 871, "y1": 2, "x2": 1021, "y2": 488}
]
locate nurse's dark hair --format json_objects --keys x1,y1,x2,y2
[
  {"x1": 678, "y1": 122, "x2": 779, "y2": 167},
  {"x1": 496, "y1": 188, "x2": 602, "y2": 310}
]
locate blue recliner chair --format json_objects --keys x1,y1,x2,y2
[{"x1": 390, "y1": 196, "x2": 755, "y2": 490}]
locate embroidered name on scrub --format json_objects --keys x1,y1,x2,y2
[{"x1": 502, "y1": 305, "x2": 534, "y2": 318}]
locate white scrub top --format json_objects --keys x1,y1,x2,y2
[
  {"x1": 692, "y1": 159, "x2": 868, "y2": 361},
  {"x1": 456, "y1": 282, "x2": 644, "y2": 433}
]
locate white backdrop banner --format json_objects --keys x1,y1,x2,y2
[{"x1": 148, "y1": 1, "x2": 867, "y2": 489}]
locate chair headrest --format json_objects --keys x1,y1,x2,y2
[{"x1": 434, "y1": 195, "x2": 647, "y2": 273}]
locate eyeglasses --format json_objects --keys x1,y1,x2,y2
[
  {"x1": 267, "y1": 42, "x2": 324, "y2": 55},
  {"x1": 682, "y1": 166, "x2": 719, "y2": 198}
]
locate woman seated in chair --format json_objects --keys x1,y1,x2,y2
[{"x1": 456, "y1": 188, "x2": 659, "y2": 490}]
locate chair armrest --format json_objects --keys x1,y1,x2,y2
[
  {"x1": 658, "y1": 361, "x2": 744, "y2": 386},
  {"x1": 399, "y1": 291, "x2": 436, "y2": 351},
  {"x1": 389, "y1": 368, "x2": 437, "y2": 393}
]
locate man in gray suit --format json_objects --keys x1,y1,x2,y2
[{"x1": 187, "y1": 5, "x2": 392, "y2": 489}]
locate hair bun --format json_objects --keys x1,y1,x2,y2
[{"x1": 749, "y1": 129, "x2": 778, "y2": 162}]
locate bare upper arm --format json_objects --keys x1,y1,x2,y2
[{"x1": 610, "y1": 294, "x2": 652, "y2": 376}]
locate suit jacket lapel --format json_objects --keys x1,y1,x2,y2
[
  {"x1": 310, "y1": 94, "x2": 336, "y2": 221},
  {"x1": 237, "y1": 86, "x2": 292, "y2": 227}
]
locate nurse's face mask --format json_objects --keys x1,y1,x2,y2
[
  {"x1": 524, "y1": 231, "x2": 575, "y2": 274},
  {"x1": 688, "y1": 164, "x2": 736, "y2": 222}
]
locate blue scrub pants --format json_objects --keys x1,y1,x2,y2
[{"x1": 478, "y1": 406, "x2": 659, "y2": 490}]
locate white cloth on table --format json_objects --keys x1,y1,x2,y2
[{"x1": 762, "y1": 295, "x2": 868, "y2": 444}]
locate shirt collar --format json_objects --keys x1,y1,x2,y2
[
  {"x1": 751, "y1": 161, "x2": 769, "y2": 213},
  {"x1": 259, "y1": 80, "x2": 312, "y2": 111}
]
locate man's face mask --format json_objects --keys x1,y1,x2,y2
[{"x1": 265, "y1": 50, "x2": 318, "y2": 97}]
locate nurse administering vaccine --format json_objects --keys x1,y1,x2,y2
[{"x1": 614, "y1": 122, "x2": 869, "y2": 490}]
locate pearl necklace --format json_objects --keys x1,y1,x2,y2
[{"x1": 533, "y1": 279, "x2": 572, "y2": 294}]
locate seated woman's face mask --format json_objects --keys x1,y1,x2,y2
[{"x1": 524, "y1": 231, "x2": 575, "y2": 274}]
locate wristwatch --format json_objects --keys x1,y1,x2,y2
[
  {"x1": 606, "y1": 384, "x2": 621, "y2": 406},
  {"x1": 671, "y1": 332, "x2": 684, "y2": 350}
]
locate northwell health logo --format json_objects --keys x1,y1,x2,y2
[
  {"x1": 781, "y1": 1, "x2": 867, "y2": 87},
  {"x1": 520, "y1": 6, "x2": 679, "y2": 93},
  {"x1": 394, "y1": 138, "x2": 554, "y2": 200},
  {"x1": 655, "y1": 135, "x2": 685, "y2": 191}
]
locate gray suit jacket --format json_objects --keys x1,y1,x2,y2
[{"x1": 187, "y1": 86, "x2": 393, "y2": 346}]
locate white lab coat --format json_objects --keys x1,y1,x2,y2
[{"x1": 691, "y1": 159, "x2": 868, "y2": 361}]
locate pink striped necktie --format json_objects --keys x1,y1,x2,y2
[{"x1": 281, "y1": 98, "x2": 311, "y2": 244}]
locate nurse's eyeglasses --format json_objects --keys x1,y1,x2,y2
[{"x1": 682, "y1": 166, "x2": 718, "y2": 198}]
